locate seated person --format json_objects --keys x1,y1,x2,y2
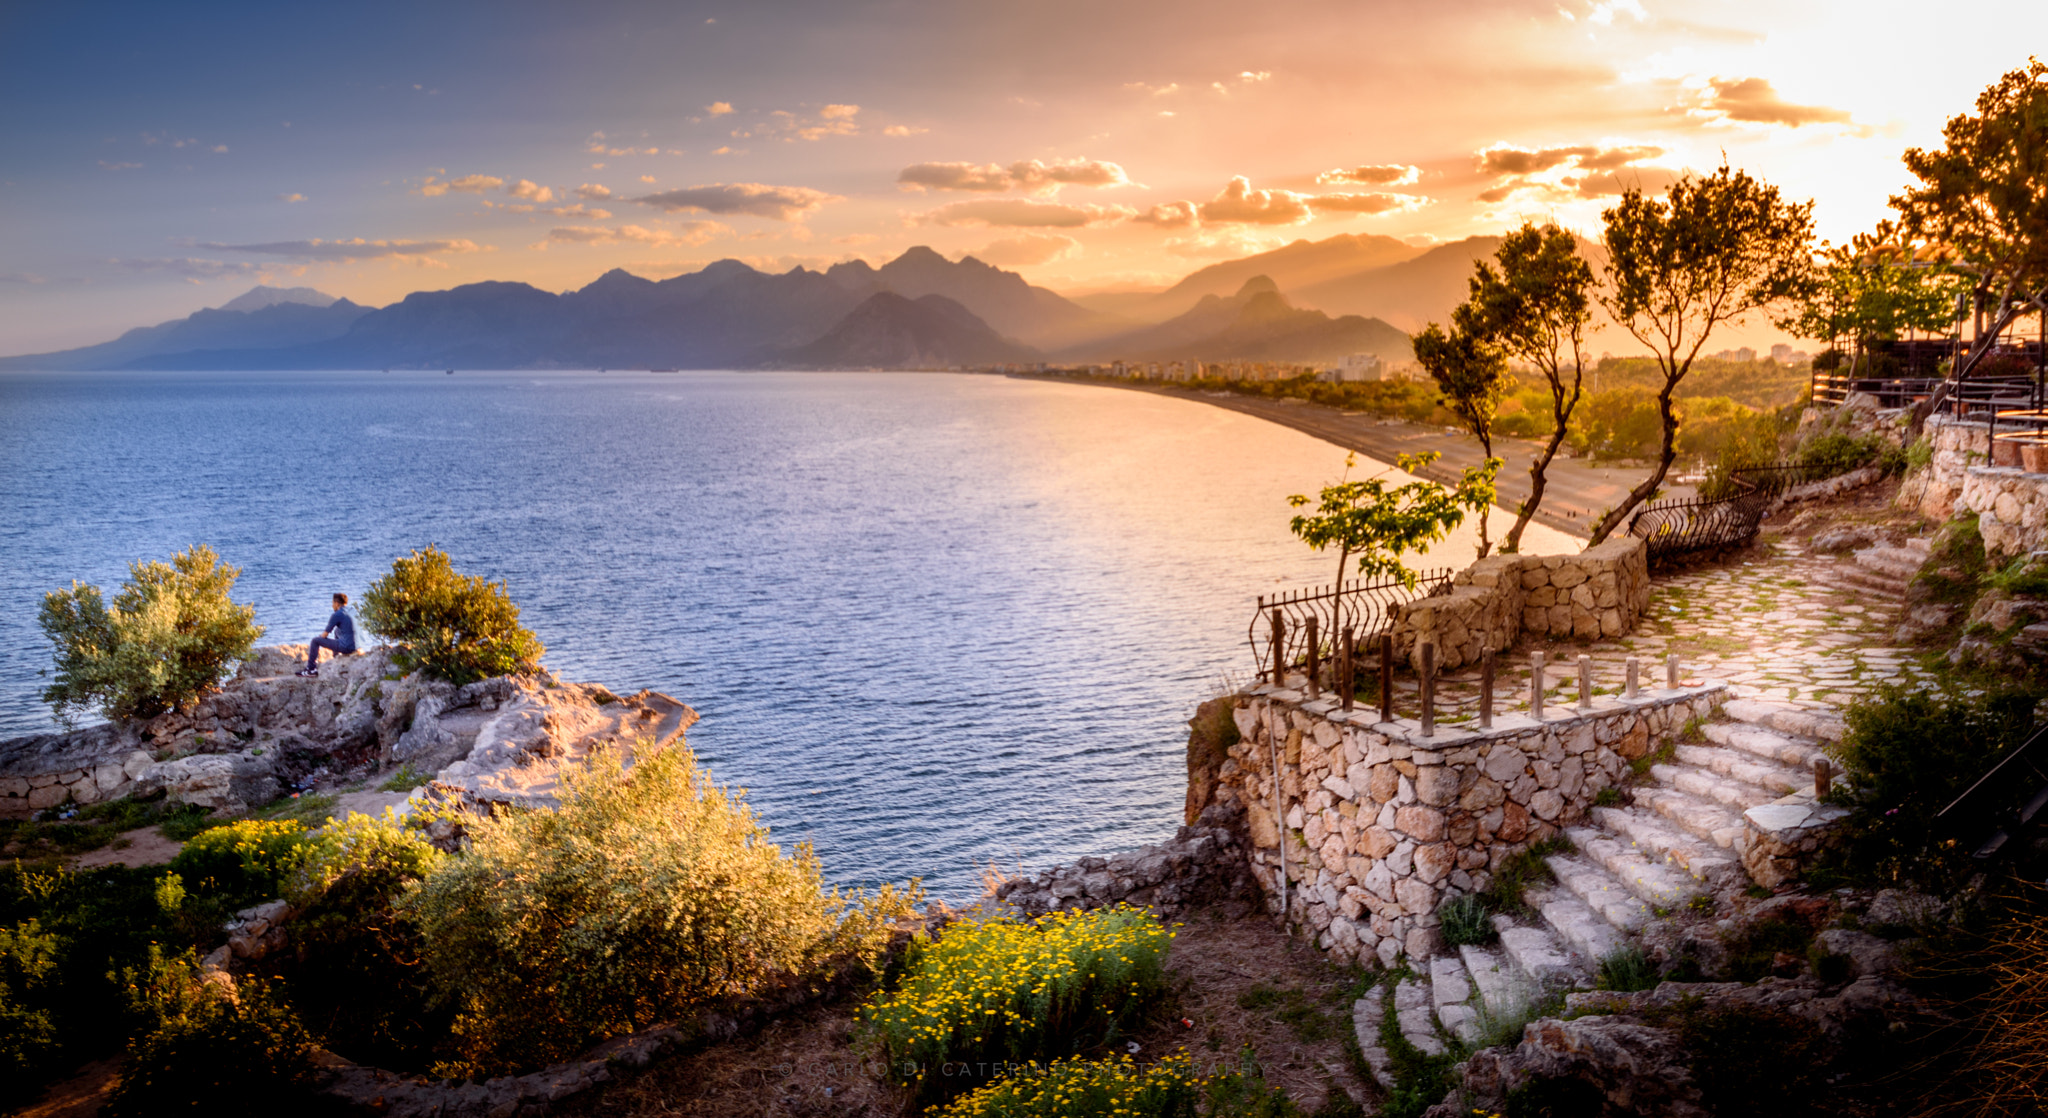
[{"x1": 298, "y1": 592, "x2": 357, "y2": 677}]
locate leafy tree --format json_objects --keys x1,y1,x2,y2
[
  {"x1": 37, "y1": 545, "x2": 264, "y2": 725},
  {"x1": 1457, "y1": 222, "x2": 1598, "y2": 554},
  {"x1": 1778, "y1": 234, "x2": 1967, "y2": 373},
  {"x1": 1413, "y1": 320, "x2": 1510, "y2": 557},
  {"x1": 1893, "y1": 58, "x2": 2048, "y2": 426},
  {"x1": 360, "y1": 547, "x2": 544, "y2": 685},
  {"x1": 1287, "y1": 450, "x2": 1501, "y2": 630},
  {"x1": 1587, "y1": 164, "x2": 1817, "y2": 544}
]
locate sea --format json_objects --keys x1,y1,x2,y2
[{"x1": 0, "y1": 370, "x2": 1577, "y2": 898}]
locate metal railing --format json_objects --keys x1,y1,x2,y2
[
  {"x1": 1936, "y1": 720, "x2": 2048, "y2": 861},
  {"x1": 1248, "y1": 570, "x2": 1452, "y2": 684},
  {"x1": 1627, "y1": 461, "x2": 1859, "y2": 563}
]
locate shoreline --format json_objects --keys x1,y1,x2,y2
[{"x1": 1009, "y1": 373, "x2": 1686, "y2": 541}]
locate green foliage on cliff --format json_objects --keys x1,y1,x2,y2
[
  {"x1": 105, "y1": 947, "x2": 322, "y2": 1117},
  {"x1": 361, "y1": 547, "x2": 545, "y2": 685},
  {"x1": 403, "y1": 744, "x2": 918, "y2": 1076},
  {"x1": 0, "y1": 919, "x2": 62, "y2": 1106},
  {"x1": 36, "y1": 545, "x2": 264, "y2": 724},
  {"x1": 169, "y1": 819, "x2": 315, "y2": 912}
]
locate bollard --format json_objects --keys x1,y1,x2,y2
[
  {"x1": 1340, "y1": 625, "x2": 1356, "y2": 712},
  {"x1": 1666, "y1": 653, "x2": 1680, "y2": 690},
  {"x1": 1379, "y1": 633, "x2": 1395, "y2": 723},
  {"x1": 1479, "y1": 649, "x2": 1495, "y2": 729},
  {"x1": 1420, "y1": 641, "x2": 1436, "y2": 738},
  {"x1": 1270, "y1": 609, "x2": 1285, "y2": 688},
  {"x1": 1625, "y1": 657, "x2": 1640, "y2": 700},
  {"x1": 1814, "y1": 758, "x2": 1834, "y2": 796},
  {"x1": 1304, "y1": 615, "x2": 1321, "y2": 701},
  {"x1": 1577, "y1": 655, "x2": 1593, "y2": 712},
  {"x1": 1531, "y1": 651, "x2": 1546, "y2": 720}
]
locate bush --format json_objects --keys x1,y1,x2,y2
[
  {"x1": 0, "y1": 920, "x2": 62, "y2": 1108},
  {"x1": 1673, "y1": 1002, "x2": 1821, "y2": 1117},
  {"x1": 936, "y1": 1053, "x2": 1203, "y2": 1118},
  {"x1": 1913, "y1": 513, "x2": 1989, "y2": 605},
  {"x1": 404, "y1": 743, "x2": 915, "y2": 1076},
  {"x1": 106, "y1": 947, "x2": 322, "y2": 1117},
  {"x1": 361, "y1": 547, "x2": 545, "y2": 685},
  {"x1": 37, "y1": 545, "x2": 264, "y2": 724},
  {"x1": 864, "y1": 904, "x2": 1174, "y2": 1103},
  {"x1": 1595, "y1": 945, "x2": 1657, "y2": 992},
  {"x1": 1795, "y1": 432, "x2": 1884, "y2": 478},
  {"x1": 169, "y1": 819, "x2": 316, "y2": 911},
  {"x1": 1826, "y1": 681, "x2": 2040, "y2": 885},
  {"x1": 1437, "y1": 893, "x2": 1495, "y2": 947}
]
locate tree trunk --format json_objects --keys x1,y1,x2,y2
[
  {"x1": 1587, "y1": 379, "x2": 1682, "y2": 545},
  {"x1": 1474, "y1": 431, "x2": 1494, "y2": 559},
  {"x1": 1505, "y1": 362, "x2": 1584, "y2": 555}
]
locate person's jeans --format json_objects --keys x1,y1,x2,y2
[{"x1": 307, "y1": 637, "x2": 354, "y2": 670}]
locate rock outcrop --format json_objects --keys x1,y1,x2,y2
[{"x1": 993, "y1": 803, "x2": 1259, "y2": 919}]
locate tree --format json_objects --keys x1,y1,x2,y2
[
  {"x1": 1458, "y1": 222, "x2": 1598, "y2": 554},
  {"x1": 1586, "y1": 165, "x2": 1817, "y2": 544},
  {"x1": 360, "y1": 547, "x2": 544, "y2": 685},
  {"x1": 1413, "y1": 320, "x2": 1510, "y2": 557},
  {"x1": 38, "y1": 545, "x2": 264, "y2": 725},
  {"x1": 1778, "y1": 233, "x2": 1967, "y2": 373},
  {"x1": 1893, "y1": 58, "x2": 2048, "y2": 426},
  {"x1": 1287, "y1": 451, "x2": 1500, "y2": 635}
]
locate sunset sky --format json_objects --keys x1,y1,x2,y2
[{"x1": 2, "y1": 0, "x2": 2044, "y2": 353}]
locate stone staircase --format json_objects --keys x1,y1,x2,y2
[
  {"x1": 1353, "y1": 696, "x2": 1842, "y2": 1091},
  {"x1": 1839, "y1": 538, "x2": 1930, "y2": 605}
]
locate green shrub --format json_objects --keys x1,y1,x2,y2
[
  {"x1": 0, "y1": 919, "x2": 62, "y2": 1107},
  {"x1": 1721, "y1": 916, "x2": 1816, "y2": 982},
  {"x1": 865, "y1": 905, "x2": 1173, "y2": 1103},
  {"x1": 935, "y1": 1053, "x2": 1202, "y2": 1118},
  {"x1": 361, "y1": 547, "x2": 544, "y2": 685},
  {"x1": 106, "y1": 948, "x2": 321, "y2": 1117},
  {"x1": 1827, "y1": 681, "x2": 2040, "y2": 885},
  {"x1": 1674, "y1": 1002, "x2": 1821, "y2": 1117},
  {"x1": 1595, "y1": 945, "x2": 1657, "y2": 992},
  {"x1": 377, "y1": 764, "x2": 431, "y2": 793},
  {"x1": 404, "y1": 743, "x2": 916, "y2": 1077},
  {"x1": 37, "y1": 545, "x2": 264, "y2": 724},
  {"x1": 1200, "y1": 1046, "x2": 1309, "y2": 1117},
  {"x1": 168, "y1": 819, "x2": 315, "y2": 911},
  {"x1": 1911, "y1": 513, "x2": 1987, "y2": 605},
  {"x1": 1438, "y1": 893, "x2": 1495, "y2": 947},
  {"x1": 1481, "y1": 838, "x2": 1568, "y2": 919}
]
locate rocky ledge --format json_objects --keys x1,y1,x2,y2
[
  {"x1": 993, "y1": 803, "x2": 1260, "y2": 920},
  {"x1": 0, "y1": 644, "x2": 695, "y2": 820}
]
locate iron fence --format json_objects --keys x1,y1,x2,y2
[
  {"x1": 1247, "y1": 569, "x2": 1452, "y2": 684},
  {"x1": 1627, "y1": 461, "x2": 1857, "y2": 563}
]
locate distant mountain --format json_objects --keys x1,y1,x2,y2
[
  {"x1": 217, "y1": 285, "x2": 338, "y2": 312},
  {"x1": 1075, "y1": 276, "x2": 1413, "y2": 365},
  {"x1": 784, "y1": 292, "x2": 1036, "y2": 368},
  {"x1": 826, "y1": 247, "x2": 1103, "y2": 348},
  {"x1": 1291, "y1": 236, "x2": 1506, "y2": 330},
  {"x1": 1143, "y1": 234, "x2": 1425, "y2": 318},
  {"x1": 0, "y1": 298, "x2": 372, "y2": 371}
]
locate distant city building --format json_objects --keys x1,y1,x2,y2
[
  {"x1": 1331, "y1": 353, "x2": 1384, "y2": 382},
  {"x1": 1770, "y1": 343, "x2": 1792, "y2": 364}
]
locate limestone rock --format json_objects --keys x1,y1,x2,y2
[{"x1": 1428, "y1": 1015, "x2": 1709, "y2": 1118}]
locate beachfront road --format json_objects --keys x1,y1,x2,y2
[{"x1": 1020, "y1": 376, "x2": 1683, "y2": 541}]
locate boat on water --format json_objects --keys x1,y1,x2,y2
[{"x1": 445, "y1": 369, "x2": 454, "y2": 374}]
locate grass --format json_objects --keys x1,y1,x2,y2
[
  {"x1": 1595, "y1": 946, "x2": 1657, "y2": 992},
  {"x1": 378, "y1": 764, "x2": 430, "y2": 793},
  {"x1": 248, "y1": 793, "x2": 341, "y2": 828},
  {"x1": 1375, "y1": 970, "x2": 1460, "y2": 1118},
  {"x1": 0, "y1": 799, "x2": 218, "y2": 858},
  {"x1": 1235, "y1": 981, "x2": 1350, "y2": 1045},
  {"x1": 1480, "y1": 837, "x2": 1570, "y2": 920},
  {"x1": 1437, "y1": 894, "x2": 1494, "y2": 947}
]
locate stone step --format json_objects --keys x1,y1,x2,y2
[
  {"x1": 1429, "y1": 955, "x2": 1482, "y2": 1046},
  {"x1": 1353, "y1": 986, "x2": 1393, "y2": 1090},
  {"x1": 1637, "y1": 785, "x2": 1748, "y2": 850},
  {"x1": 1673, "y1": 744, "x2": 1809, "y2": 798},
  {"x1": 1545, "y1": 852, "x2": 1655, "y2": 932},
  {"x1": 1529, "y1": 881, "x2": 1631, "y2": 966},
  {"x1": 1834, "y1": 566, "x2": 1908, "y2": 600},
  {"x1": 1394, "y1": 976, "x2": 1445, "y2": 1056},
  {"x1": 1651, "y1": 761, "x2": 1796, "y2": 813},
  {"x1": 1459, "y1": 943, "x2": 1539, "y2": 1024},
  {"x1": 1855, "y1": 545, "x2": 1926, "y2": 581},
  {"x1": 1721, "y1": 697, "x2": 1846, "y2": 743},
  {"x1": 1702, "y1": 721, "x2": 1827, "y2": 770},
  {"x1": 1590, "y1": 805, "x2": 1745, "y2": 892},
  {"x1": 1564, "y1": 825, "x2": 1710, "y2": 908},
  {"x1": 1490, "y1": 913, "x2": 1583, "y2": 993}
]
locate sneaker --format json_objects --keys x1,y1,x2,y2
[{"x1": 296, "y1": 668, "x2": 318, "y2": 678}]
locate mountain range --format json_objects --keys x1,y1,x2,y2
[{"x1": 2, "y1": 235, "x2": 1570, "y2": 372}]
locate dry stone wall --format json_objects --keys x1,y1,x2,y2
[
  {"x1": 1957, "y1": 465, "x2": 2048, "y2": 556},
  {"x1": 1898, "y1": 414, "x2": 1986, "y2": 522},
  {"x1": 1389, "y1": 537, "x2": 1651, "y2": 672},
  {"x1": 1189, "y1": 679, "x2": 1724, "y2": 966}
]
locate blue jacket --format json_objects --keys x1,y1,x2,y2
[{"x1": 323, "y1": 609, "x2": 357, "y2": 651}]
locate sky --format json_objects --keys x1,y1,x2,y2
[{"x1": 2, "y1": 0, "x2": 2045, "y2": 354}]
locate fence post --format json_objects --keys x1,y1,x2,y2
[
  {"x1": 1666, "y1": 653, "x2": 1680, "y2": 690},
  {"x1": 1625, "y1": 657, "x2": 1640, "y2": 700},
  {"x1": 1420, "y1": 641, "x2": 1436, "y2": 738},
  {"x1": 1379, "y1": 633, "x2": 1394, "y2": 723},
  {"x1": 1530, "y1": 651, "x2": 1546, "y2": 721},
  {"x1": 1479, "y1": 649, "x2": 1495, "y2": 730},
  {"x1": 1577, "y1": 655, "x2": 1593, "y2": 712},
  {"x1": 1270, "y1": 609, "x2": 1285, "y2": 688},
  {"x1": 1304, "y1": 615, "x2": 1321, "y2": 700},
  {"x1": 1340, "y1": 626, "x2": 1356, "y2": 713}
]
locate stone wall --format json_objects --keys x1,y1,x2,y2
[
  {"x1": 1957, "y1": 465, "x2": 2048, "y2": 556},
  {"x1": 1897, "y1": 414, "x2": 1987, "y2": 521},
  {"x1": 993, "y1": 805, "x2": 1259, "y2": 919},
  {"x1": 1188, "y1": 678, "x2": 1725, "y2": 966},
  {"x1": 1390, "y1": 537, "x2": 1652, "y2": 671}
]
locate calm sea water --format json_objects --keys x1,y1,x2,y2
[{"x1": 0, "y1": 370, "x2": 1574, "y2": 897}]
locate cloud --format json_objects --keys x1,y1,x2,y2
[
  {"x1": 98, "y1": 161, "x2": 142, "y2": 171},
  {"x1": 506, "y1": 179, "x2": 554, "y2": 203},
  {"x1": 575, "y1": 183, "x2": 613, "y2": 200},
  {"x1": 915, "y1": 198, "x2": 1131, "y2": 228},
  {"x1": 896, "y1": 157, "x2": 1131, "y2": 194},
  {"x1": 1239, "y1": 70, "x2": 1272, "y2": 83},
  {"x1": 1319, "y1": 164, "x2": 1421, "y2": 186},
  {"x1": 1696, "y1": 77, "x2": 1854, "y2": 127},
  {"x1": 419, "y1": 174, "x2": 503, "y2": 196},
  {"x1": 194, "y1": 237, "x2": 485, "y2": 262},
  {"x1": 1474, "y1": 142, "x2": 1672, "y2": 202},
  {"x1": 882, "y1": 124, "x2": 928, "y2": 137},
  {"x1": 1565, "y1": 167, "x2": 1687, "y2": 197},
  {"x1": 726, "y1": 105, "x2": 863, "y2": 142},
  {"x1": 1164, "y1": 229, "x2": 1281, "y2": 259},
  {"x1": 542, "y1": 222, "x2": 728, "y2": 248},
  {"x1": 968, "y1": 233, "x2": 1081, "y2": 267},
  {"x1": 1124, "y1": 81, "x2": 1180, "y2": 96},
  {"x1": 1131, "y1": 201, "x2": 1198, "y2": 229},
  {"x1": 547, "y1": 203, "x2": 611, "y2": 219},
  {"x1": 1197, "y1": 177, "x2": 1312, "y2": 225},
  {"x1": 632, "y1": 182, "x2": 841, "y2": 220},
  {"x1": 277, "y1": 192, "x2": 307, "y2": 203},
  {"x1": 820, "y1": 104, "x2": 859, "y2": 120},
  {"x1": 1585, "y1": 0, "x2": 1646, "y2": 23},
  {"x1": 706, "y1": 101, "x2": 734, "y2": 116},
  {"x1": 1308, "y1": 192, "x2": 1430, "y2": 216},
  {"x1": 109, "y1": 257, "x2": 262, "y2": 281}
]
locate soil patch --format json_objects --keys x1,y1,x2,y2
[
  {"x1": 13, "y1": 1058, "x2": 120, "y2": 1118},
  {"x1": 67, "y1": 824, "x2": 183, "y2": 869}
]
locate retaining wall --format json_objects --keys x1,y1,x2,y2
[{"x1": 1389, "y1": 537, "x2": 1652, "y2": 672}]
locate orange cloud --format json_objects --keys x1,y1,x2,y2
[
  {"x1": 633, "y1": 182, "x2": 841, "y2": 220},
  {"x1": 897, "y1": 157, "x2": 1131, "y2": 194},
  {"x1": 1308, "y1": 192, "x2": 1430, "y2": 215},
  {"x1": 1197, "y1": 177, "x2": 1312, "y2": 225},
  {"x1": 542, "y1": 222, "x2": 728, "y2": 247},
  {"x1": 1318, "y1": 164, "x2": 1421, "y2": 186},
  {"x1": 1695, "y1": 77, "x2": 1854, "y2": 128},
  {"x1": 916, "y1": 198, "x2": 1131, "y2": 228}
]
